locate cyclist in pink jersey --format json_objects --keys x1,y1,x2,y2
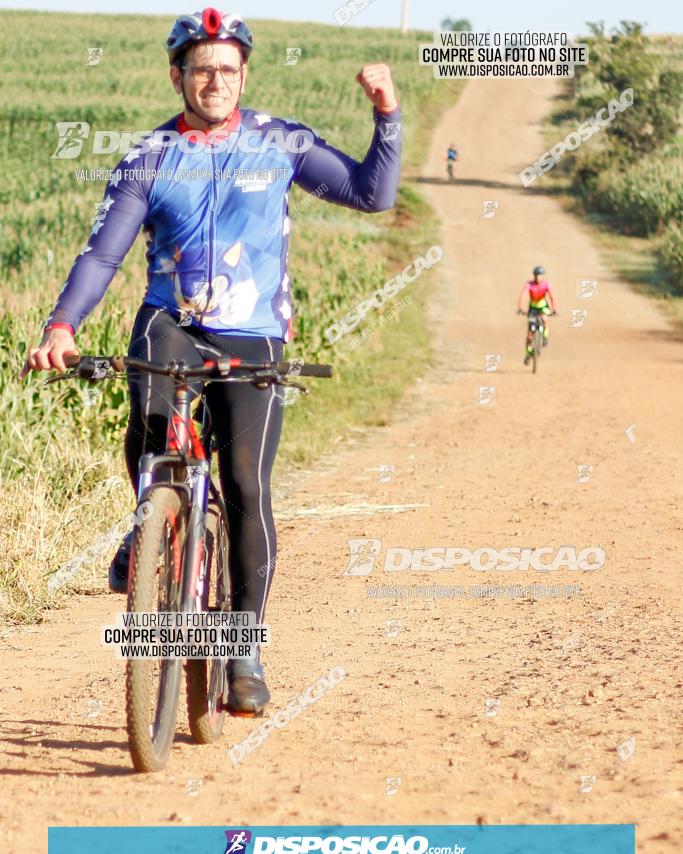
[{"x1": 517, "y1": 265, "x2": 557, "y2": 363}]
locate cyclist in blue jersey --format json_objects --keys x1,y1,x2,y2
[
  {"x1": 20, "y1": 7, "x2": 401, "y2": 716},
  {"x1": 446, "y1": 143, "x2": 458, "y2": 181}
]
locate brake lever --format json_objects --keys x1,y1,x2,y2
[
  {"x1": 251, "y1": 374, "x2": 310, "y2": 395},
  {"x1": 43, "y1": 369, "x2": 80, "y2": 385},
  {"x1": 282, "y1": 379, "x2": 310, "y2": 395},
  {"x1": 43, "y1": 357, "x2": 117, "y2": 385}
]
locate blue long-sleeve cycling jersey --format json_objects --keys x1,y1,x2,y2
[{"x1": 46, "y1": 105, "x2": 402, "y2": 342}]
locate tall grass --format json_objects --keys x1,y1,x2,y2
[{"x1": 589, "y1": 144, "x2": 683, "y2": 236}]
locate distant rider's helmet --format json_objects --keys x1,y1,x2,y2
[{"x1": 533, "y1": 266, "x2": 545, "y2": 276}]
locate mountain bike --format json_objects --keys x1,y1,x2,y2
[
  {"x1": 46, "y1": 353, "x2": 332, "y2": 772},
  {"x1": 447, "y1": 160, "x2": 455, "y2": 182}
]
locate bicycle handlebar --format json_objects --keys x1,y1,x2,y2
[{"x1": 62, "y1": 354, "x2": 333, "y2": 381}]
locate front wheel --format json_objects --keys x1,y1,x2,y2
[
  {"x1": 126, "y1": 486, "x2": 186, "y2": 772},
  {"x1": 531, "y1": 328, "x2": 543, "y2": 373},
  {"x1": 186, "y1": 496, "x2": 230, "y2": 743}
]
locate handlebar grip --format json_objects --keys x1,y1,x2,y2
[{"x1": 64, "y1": 353, "x2": 82, "y2": 368}]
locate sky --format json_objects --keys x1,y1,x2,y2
[{"x1": 0, "y1": 0, "x2": 681, "y2": 36}]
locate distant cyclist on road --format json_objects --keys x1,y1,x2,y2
[
  {"x1": 517, "y1": 265, "x2": 557, "y2": 364},
  {"x1": 446, "y1": 143, "x2": 458, "y2": 180},
  {"x1": 20, "y1": 7, "x2": 401, "y2": 717}
]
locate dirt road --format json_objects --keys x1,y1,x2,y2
[{"x1": 1, "y1": 78, "x2": 682, "y2": 853}]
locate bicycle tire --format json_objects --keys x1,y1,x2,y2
[
  {"x1": 529, "y1": 325, "x2": 540, "y2": 374},
  {"x1": 186, "y1": 496, "x2": 230, "y2": 743},
  {"x1": 126, "y1": 486, "x2": 186, "y2": 772}
]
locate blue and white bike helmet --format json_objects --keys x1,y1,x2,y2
[{"x1": 166, "y1": 8, "x2": 253, "y2": 65}]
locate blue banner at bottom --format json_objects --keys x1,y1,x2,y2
[{"x1": 48, "y1": 824, "x2": 635, "y2": 854}]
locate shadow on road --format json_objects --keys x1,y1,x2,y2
[
  {"x1": 0, "y1": 717, "x2": 196, "y2": 777},
  {"x1": 408, "y1": 175, "x2": 564, "y2": 195}
]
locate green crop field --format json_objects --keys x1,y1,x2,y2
[{"x1": 0, "y1": 10, "x2": 461, "y2": 622}]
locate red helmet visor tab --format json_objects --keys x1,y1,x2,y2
[{"x1": 202, "y1": 7, "x2": 222, "y2": 35}]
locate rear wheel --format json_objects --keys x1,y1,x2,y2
[
  {"x1": 186, "y1": 496, "x2": 230, "y2": 743},
  {"x1": 126, "y1": 486, "x2": 186, "y2": 772}
]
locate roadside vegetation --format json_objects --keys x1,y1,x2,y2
[{"x1": 545, "y1": 23, "x2": 683, "y2": 315}]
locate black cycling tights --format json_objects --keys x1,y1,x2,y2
[{"x1": 125, "y1": 304, "x2": 284, "y2": 623}]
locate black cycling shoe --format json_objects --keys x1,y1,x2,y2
[
  {"x1": 108, "y1": 530, "x2": 134, "y2": 593},
  {"x1": 222, "y1": 653, "x2": 271, "y2": 717}
]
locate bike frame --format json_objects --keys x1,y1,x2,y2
[
  {"x1": 527, "y1": 309, "x2": 545, "y2": 338},
  {"x1": 135, "y1": 374, "x2": 216, "y2": 614}
]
